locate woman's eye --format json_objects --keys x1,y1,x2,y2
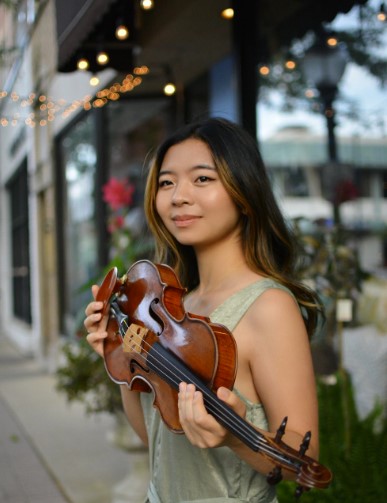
[
  {"x1": 158, "y1": 179, "x2": 172, "y2": 187},
  {"x1": 196, "y1": 175, "x2": 211, "y2": 183}
]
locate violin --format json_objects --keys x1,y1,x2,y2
[{"x1": 96, "y1": 259, "x2": 332, "y2": 496}]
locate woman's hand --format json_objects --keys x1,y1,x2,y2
[
  {"x1": 84, "y1": 284, "x2": 109, "y2": 357},
  {"x1": 178, "y1": 383, "x2": 246, "y2": 449}
]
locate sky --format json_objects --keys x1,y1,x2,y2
[{"x1": 258, "y1": 0, "x2": 387, "y2": 140}]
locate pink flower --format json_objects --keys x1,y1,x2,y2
[
  {"x1": 102, "y1": 178, "x2": 134, "y2": 211},
  {"x1": 107, "y1": 215, "x2": 125, "y2": 234}
]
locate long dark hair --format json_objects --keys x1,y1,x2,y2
[{"x1": 144, "y1": 117, "x2": 322, "y2": 337}]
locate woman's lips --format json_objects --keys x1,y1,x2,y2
[{"x1": 172, "y1": 215, "x2": 201, "y2": 227}]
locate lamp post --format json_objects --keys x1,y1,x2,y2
[{"x1": 302, "y1": 38, "x2": 348, "y2": 223}]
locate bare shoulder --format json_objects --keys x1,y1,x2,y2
[
  {"x1": 241, "y1": 286, "x2": 305, "y2": 338},
  {"x1": 235, "y1": 285, "x2": 312, "y2": 389}
]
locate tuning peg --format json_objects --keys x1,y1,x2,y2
[
  {"x1": 295, "y1": 485, "x2": 305, "y2": 499},
  {"x1": 266, "y1": 466, "x2": 283, "y2": 485},
  {"x1": 299, "y1": 430, "x2": 312, "y2": 456},
  {"x1": 274, "y1": 416, "x2": 288, "y2": 442}
]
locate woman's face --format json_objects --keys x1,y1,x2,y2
[{"x1": 155, "y1": 138, "x2": 241, "y2": 251}]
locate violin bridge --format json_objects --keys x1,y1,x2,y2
[{"x1": 123, "y1": 323, "x2": 148, "y2": 354}]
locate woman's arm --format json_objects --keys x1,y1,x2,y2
[{"x1": 177, "y1": 288, "x2": 319, "y2": 478}]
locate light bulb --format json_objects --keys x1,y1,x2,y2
[
  {"x1": 377, "y1": 2, "x2": 386, "y2": 21},
  {"x1": 140, "y1": 0, "x2": 154, "y2": 10},
  {"x1": 221, "y1": 8, "x2": 234, "y2": 19},
  {"x1": 90, "y1": 75, "x2": 100, "y2": 86},
  {"x1": 97, "y1": 51, "x2": 109, "y2": 65},
  {"x1": 77, "y1": 58, "x2": 89, "y2": 70},
  {"x1": 259, "y1": 65, "x2": 270, "y2": 76},
  {"x1": 115, "y1": 24, "x2": 129, "y2": 40},
  {"x1": 163, "y1": 83, "x2": 176, "y2": 96},
  {"x1": 285, "y1": 60, "x2": 296, "y2": 70}
]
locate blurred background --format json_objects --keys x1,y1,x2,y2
[{"x1": 0, "y1": 1, "x2": 386, "y2": 502}]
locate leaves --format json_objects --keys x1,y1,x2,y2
[
  {"x1": 277, "y1": 373, "x2": 387, "y2": 502},
  {"x1": 55, "y1": 336, "x2": 123, "y2": 415}
]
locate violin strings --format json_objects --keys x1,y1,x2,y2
[
  {"x1": 116, "y1": 314, "x2": 300, "y2": 468},
  {"x1": 113, "y1": 310, "x2": 301, "y2": 470}
]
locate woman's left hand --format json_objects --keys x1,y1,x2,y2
[{"x1": 178, "y1": 383, "x2": 246, "y2": 448}]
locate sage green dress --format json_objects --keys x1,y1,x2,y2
[{"x1": 141, "y1": 278, "x2": 292, "y2": 503}]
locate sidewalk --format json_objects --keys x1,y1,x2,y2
[
  {"x1": 1, "y1": 325, "x2": 386, "y2": 502},
  {"x1": 0, "y1": 335, "x2": 131, "y2": 503}
]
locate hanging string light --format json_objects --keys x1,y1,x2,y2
[
  {"x1": 96, "y1": 51, "x2": 109, "y2": 65},
  {"x1": 284, "y1": 58, "x2": 296, "y2": 70},
  {"x1": 163, "y1": 82, "x2": 176, "y2": 96},
  {"x1": 221, "y1": 8, "x2": 234, "y2": 19},
  {"x1": 89, "y1": 75, "x2": 100, "y2": 86},
  {"x1": 140, "y1": 0, "x2": 154, "y2": 10},
  {"x1": 377, "y1": 2, "x2": 386, "y2": 21},
  {"x1": 326, "y1": 35, "x2": 338, "y2": 47},
  {"x1": 0, "y1": 68, "x2": 148, "y2": 127},
  {"x1": 259, "y1": 65, "x2": 270, "y2": 76},
  {"x1": 77, "y1": 57, "x2": 89, "y2": 70},
  {"x1": 115, "y1": 21, "x2": 129, "y2": 40}
]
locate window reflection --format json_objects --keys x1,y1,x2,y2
[{"x1": 60, "y1": 114, "x2": 98, "y2": 333}]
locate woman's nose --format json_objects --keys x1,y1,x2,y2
[{"x1": 171, "y1": 182, "x2": 192, "y2": 206}]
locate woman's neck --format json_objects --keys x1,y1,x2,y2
[{"x1": 193, "y1": 241, "x2": 257, "y2": 296}]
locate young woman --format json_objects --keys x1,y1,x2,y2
[{"x1": 84, "y1": 117, "x2": 322, "y2": 503}]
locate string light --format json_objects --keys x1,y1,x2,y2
[
  {"x1": 259, "y1": 65, "x2": 270, "y2": 76},
  {"x1": 77, "y1": 57, "x2": 89, "y2": 70},
  {"x1": 90, "y1": 75, "x2": 100, "y2": 86},
  {"x1": 140, "y1": 0, "x2": 154, "y2": 10},
  {"x1": 221, "y1": 8, "x2": 234, "y2": 19},
  {"x1": 163, "y1": 82, "x2": 176, "y2": 96},
  {"x1": 96, "y1": 51, "x2": 109, "y2": 65},
  {"x1": 0, "y1": 69, "x2": 147, "y2": 127},
  {"x1": 115, "y1": 23, "x2": 129, "y2": 40},
  {"x1": 377, "y1": 2, "x2": 386, "y2": 21},
  {"x1": 285, "y1": 59, "x2": 296, "y2": 70},
  {"x1": 326, "y1": 36, "x2": 338, "y2": 47}
]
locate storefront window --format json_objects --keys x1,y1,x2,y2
[
  {"x1": 105, "y1": 98, "x2": 170, "y2": 255},
  {"x1": 7, "y1": 160, "x2": 31, "y2": 324},
  {"x1": 56, "y1": 99, "x2": 171, "y2": 336},
  {"x1": 57, "y1": 112, "x2": 98, "y2": 335}
]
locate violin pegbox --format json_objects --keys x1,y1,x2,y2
[
  {"x1": 96, "y1": 267, "x2": 121, "y2": 316},
  {"x1": 298, "y1": 431, "x2": 312, "y2": 457},
  {"x1": 267, "y1": 418, "x2": 315, "y2": 498}
]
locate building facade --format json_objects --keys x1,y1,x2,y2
[{"x1": 0, "y1": 0, "x2": 385, "y2": 363}]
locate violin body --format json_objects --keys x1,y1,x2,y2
[
  {"x1": 96, "y1": 259, "x2": 333, "y2": 493},
  {"x1": 98, "y1": 260, "x2": 237, "y2": 432}
]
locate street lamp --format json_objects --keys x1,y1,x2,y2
[
  {"x1": 302, "y1": 38, "x2": 348, "y2": 161},
  {"x1": 302, "y1": 37, "x2": 348, "y2": 222}
]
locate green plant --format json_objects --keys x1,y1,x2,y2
[
  {"x1": 277, "y1": 372, "x2": 387, "y2": 502},
  {"x1": 56, "y1": 336, "x2": 123, "y2": 414},
  {"x1": 292, "y1": 218, "x2": 370, "y2": 345}
]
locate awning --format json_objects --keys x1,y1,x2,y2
[{"x1": 55, "y1": 0, "x2": 133, "y2": 73}]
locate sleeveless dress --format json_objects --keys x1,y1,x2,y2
[{"x1": 141, "y1": 278, "x2": 294, "y2": 503}]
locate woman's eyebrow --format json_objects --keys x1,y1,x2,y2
[{"x1": 158, "y1": 164, "x2": 216, "y2": 176}]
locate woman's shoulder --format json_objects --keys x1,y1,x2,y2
[{"x1": 210, "y1": 277, "x2": 297, "y2": 332}]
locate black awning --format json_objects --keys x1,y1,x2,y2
[{"x1": 55, "y1": 0, "x2": 135, "y2": 73}]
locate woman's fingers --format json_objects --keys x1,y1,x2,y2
[
  {"x1": 178, "y1": 383, "x2": 247, "y2": 449},
  {"x1": 217, "y1": 386, "x2": 246, "y2": 418},
  {"x1": 91, "y1": 284, "x2": 99, "y2": 299},
  {"x1": 86, "y1": 330, "x2": 108, "y2": 357},
  {"x1": 84, "y1": 284, "x2": 109, "y2": 357}
]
